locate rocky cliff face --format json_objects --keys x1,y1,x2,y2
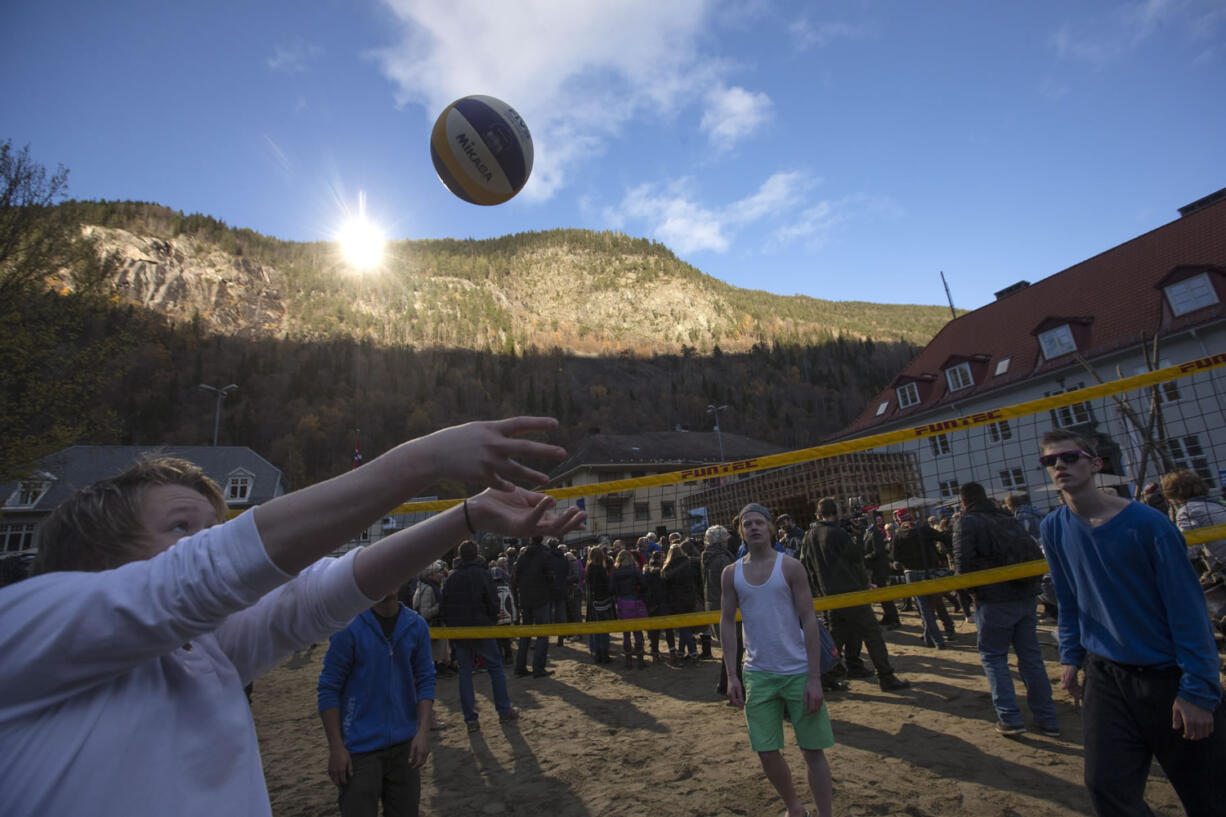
[{"x1": 84, "y1": 226, "x2": 287, "y2": 337}]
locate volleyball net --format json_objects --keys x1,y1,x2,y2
[{"x1": 411, "y1": 351, "x2": 1226, "y2": 639}]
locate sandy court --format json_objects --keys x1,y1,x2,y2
[{"x1": 255, "y1": 613, "x2": 1189, "y2": 817}]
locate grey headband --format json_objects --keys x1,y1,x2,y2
[{"x1": 739, "y1": 503, "x2": 772, "y2": 524}]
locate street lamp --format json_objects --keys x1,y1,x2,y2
[
  {"x1": 198, "y1": 383, "x2": 238, "y2": 446},
  {"x1": 706, "y1": 403, "x2": 729, "y2": 461}
]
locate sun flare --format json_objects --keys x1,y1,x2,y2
[{"x1": 337, "y1": 216, "x2": 385, "y2": 270}]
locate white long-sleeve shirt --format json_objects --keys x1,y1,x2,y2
[{"x1": 0, "y1": 511, "x2": 374, "y2": 817}]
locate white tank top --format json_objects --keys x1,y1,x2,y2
[{"x1": 733, "y1": 552, "x2": 809, "y2": 675}]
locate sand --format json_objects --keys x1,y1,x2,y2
[{"x1": 254, "y1": 614, "x2": 1190, "y2": 817}]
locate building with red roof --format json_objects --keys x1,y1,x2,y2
[{"x1": 832, "y1": 188, "x2": 1226, "y2": 514}]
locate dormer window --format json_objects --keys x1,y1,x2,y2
[
  {"x1": 896, "y1": 382, "x2": 920, "y2": 408},
  {"x1": 4, "y1": 473, "x2": 54, "y2": 509},
  {"x1": 1164, "y1": 272, "x2": 1218, "y2": 316},
  {"x1": 945, "y1": 362, "x2": 974, "y2": 392},
  {"x1": 226, "y1": 470, "x2": 254, "y2": 504},
  {"x1": 1038, "y1": 324, "x2": 1076, "y2": 360}
]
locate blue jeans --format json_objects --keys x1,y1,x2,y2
[
  {"x1": 453, "y1": 639, "x2": 512, "y2": 723},
  {"x1": 973, "y1": 598, "x2": 1057, "y2": 728},
  {"x1": 515, "y1": 603, "x2": 551, "y2": 674},
  {"x1": 904, "y1": 570, "x2": 944, "y2": 647}
]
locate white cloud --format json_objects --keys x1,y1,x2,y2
[
  {"x1": 788, "y1": 18, "x2": 866, "y2": 50},
  {"x1": 605, "y1": 172, "x2": 815, "y2": 255},
  {"x1": 701, "y1": 85, "x2": 773, "y2": 152},
  {"x1": 371, "y1": 0, "x2": 764, "y2": 200},
  {"x1": 1049, "y1": 0, "x2": 1220, "y2": 65},
  {"x1": 770, "y1": 193, "x2": 902, "y2": 249},
  {"x1": 267, "y1": 40, "x2": 322, "y2": 73}
]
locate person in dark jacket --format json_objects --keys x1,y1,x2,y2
[
  {"x1": 318, "y1": 592, "x2": 435, "y2": 817},
  {"x1": 890, "y1": 508, "x2": 959, "y2": 649},
  {"x1": 953, "y1": 482, "x2": 1057, "y2": 737},
  {"x1": 863, "y1": 516, "x2": 901, "y2": 627},
  {"x1": 440, "y1": 540, "x2": 520, "y2": 733},
  {"x1": 610, "y1": 550, "x2": 647, "y2": 668},
  {"x1": 546, "y1": 538, "x2": 571, "y2": 647},
  {"x1": 643, "y1": 551, "x2": 677, "y2": 662},
  {"x1": 584, "y1": 547, "x2": 616, "y2": 663},
  {"x1": 662, "y1": 543, "x2": 700, "y2": 660},
  {"x1": 512, "y1": 537, "x2": 554, "y2": 678},
  {"x1": 803, "y1": 498, "x2": 910, "y2": 692}
]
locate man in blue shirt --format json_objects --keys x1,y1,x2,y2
[
  {"x1": 318, "y1": 592, "x2": 436, "y2": 817},
  {"x1": 1039, "y1": 429, "x2": 1224, "y2": 817}
]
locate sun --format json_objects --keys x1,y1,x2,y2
[{"x1": 337, "y1": 216, "x2": 385, "y2": 270}]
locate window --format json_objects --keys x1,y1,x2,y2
[
  {"x1": 1038, "y1": 324, "x2": 1077, "y2": 360},
  {"x1": 945, "y1": 362, "x2": 974, "y2": 392},
  {"x1": 634, "y1": 502, "x2": 649, "y2": 522},
  {"x1": 1000, "y1": 468, "x2": 1026, "y2": 489},
  {"x1": 630, "y1": 471, "x2": 646, "y2": 479},
  {"x1": 994, "y1": 357, "x2": 1011, "y2": 376},
  {"x1": 875, "y1": 401, "x2": 889, "y2": 416},
  {"x1": 988, "y1": 420, "x2": 1013, "y2": 443},
  {"x1": 1, "y1": 522, "x2": 36, "y2": 553},
  {"x1": 929, "y1": 434, "x2": 950, "y2": 456},
  {"x1": 1165, "y1": 272, "x2": 1218, "y2": 316},
  {"x1": 938, "y1": 480, "x2": 960, "y2": 499},
  {"x1": 599, "y1": 472, "x2": 620, "y2": 482},
  {"x1": 5, "y1": 475, "x2": 52, "y2": 509},
  {"x1": 606, "y1": 499, "x2": 624, "y2": 523},
  {"x1": 226, "y1": 475, "x2": 251, "y2": 503},
  {"x1": 1046, "y1": 384, "x2": 1092, "y2": 427},
  {"x1": 897, "y1": 382, "x2": 920, "y2": 408},
  {"x1": 660, "y1": 500, "x2": 675, "y2": 518},
  {"x1": 1168, "y1": 436, "x2": 1214, "y2": 486}
]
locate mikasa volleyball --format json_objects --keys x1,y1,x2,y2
[{"x1": 430, "y1": 95, "x2": 534, "y2": 206}]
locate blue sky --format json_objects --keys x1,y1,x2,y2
[{"x1": 4, "y1": 0, "x2": 1223, "y2": 309}]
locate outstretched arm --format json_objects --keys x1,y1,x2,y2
[{"x1": 253, "y1": 417, "x2": 570, "y2": 575}]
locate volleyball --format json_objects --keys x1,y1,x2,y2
[{"x1": 430, "y1": 95, "x2": 534, "y2": 206}]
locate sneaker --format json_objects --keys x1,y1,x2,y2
[
  {"x1": 499, "y1": 706, "x2": 520, "y2": 723},
  {"x1": 1037, "y1": 723, "x2": 1060, "y2": 738},
  {"x1": 466, "y1": 719, "x2": 481, "y2": 733},
  {"x1": 995, "y1": 721, "x2": 1026, "y2": 737}
]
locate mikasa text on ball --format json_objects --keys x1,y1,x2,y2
[{"x1": 430, "y1": 95, "x2": 533, "y2": 206}]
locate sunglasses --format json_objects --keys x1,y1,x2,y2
[{"x1": 1038, "y1": 449, "x2": 1094, "y2": 468}]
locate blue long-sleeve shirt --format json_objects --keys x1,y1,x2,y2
[
  {"x1": 317, "y1": 604, "x2": 436, "y2": 754},
  {"x1": 1041, "y1": 501, "x2": 1221, "y2": 710}
]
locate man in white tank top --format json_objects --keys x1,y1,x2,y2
[{"x1": 720, "y1": 503, "x2": 834, "y2": 817}]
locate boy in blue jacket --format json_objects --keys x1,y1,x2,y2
[{"x1": 318, "y1": 592, "x2": 436, "y2": 817}]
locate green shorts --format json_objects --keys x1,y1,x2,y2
[{"x1": 743, "y1": 669, "x2": 835, "y2": 753}]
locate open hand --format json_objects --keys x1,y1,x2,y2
[
  {"x1": 416, "y1": 417, "x2": 568, "y2": 489},
  {"x1": 467, "y1": 485, "x2": 587, "y2": 538}
]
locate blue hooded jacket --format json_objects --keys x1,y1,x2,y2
[{"x1": 317, "y1": 604, "x2": 436, "y2": 754}]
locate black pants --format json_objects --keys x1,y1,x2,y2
[
  {"x1": 830, "y1": 604, "x2": 895, "y2": 678},
  {"x1": 1082, "y1": 654, "x2": 1226, "y2": 817},
  {"x1": 338, "y1": 740, "x2": 420, "y2": 817}
]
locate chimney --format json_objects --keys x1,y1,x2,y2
[{"x1": 994, "y1": 281, "x2": 1031, "y2": 300}]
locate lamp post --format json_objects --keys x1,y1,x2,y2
[
  {"x1": 706, "y1": 403, "x2": 729, "y2": 461},
  {"x1": 198, "y1": 383, "x2": 238, "y2": 446}
]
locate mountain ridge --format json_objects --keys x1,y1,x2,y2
[{"x1": 62, "y1": 201, "x2": 954, "y2": 355}]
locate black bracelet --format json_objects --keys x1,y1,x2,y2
[{"x1": 462, "y1": 498, "x2": 477, "y2": 535}]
